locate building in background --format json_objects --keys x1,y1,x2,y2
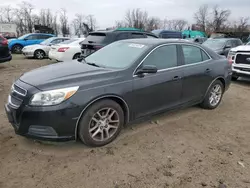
[{"x1": 0, "y1": 23, "x2": 17, "y2": 39}]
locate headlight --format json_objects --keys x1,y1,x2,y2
[{"x1": 30, "y1": 86, "x2": 79, "y2": 106}]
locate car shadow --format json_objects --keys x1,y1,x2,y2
[{"x1": 233, "y1": 77, "x2": 250, "y2": 86}]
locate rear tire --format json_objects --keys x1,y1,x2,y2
[
  {"x1": 73, "y1": 53, "x2": 81, "y2": 60},
  {"x1": 200, "y1": 80, "x2": 224, "y2": 110},
  {"x1": 34, "y1": 50, "x2": 45, "y2": 59},
  {"x1": 11, "y1": 44, "x2": 23, "y2": 54},
  {"x1": 78, "y1": 100, "x2": 124, "y2": 147}
]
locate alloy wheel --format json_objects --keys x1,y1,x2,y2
[
  {"x1": 209, "y1": 84, "x2": 222, "y2": 107},
  {"x1": 36, "y1": 51, "x2": 44, "y2": 59},
  {"x1": 89, "y1": 108, "x2": 120, "y2": 142}
]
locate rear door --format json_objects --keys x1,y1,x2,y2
[
  {"x1": 180, "y1": 44, "x2": 214, "y2": 104},
  {"x1": 23, "y1": 34, "x2": 39, "y2": 46},
  {"x1": 81, "y1": 32, "x2": 107, "y2": 57}
]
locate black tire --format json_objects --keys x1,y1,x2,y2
[
  {"x1": 73, "y1": 53, "x2": 81, "y2": 60},
  {"x1": 200, "y1": 80, "x2": 224, "y2": 110},
  {"x1": 232, "y1": 75, "x2": 239, "y2": 81},
  {"x1": 12, "y1": 44, "x2": 23, "y2": 54},
  {"x1": 34, "y1": 50, "x2": 45, "y2": 59},
  {"x1": 78, "y1": 99, "x2": 124, "y2": 147}
]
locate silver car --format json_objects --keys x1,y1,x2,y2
[{"x1": 22, "y1": 37, "x2": 70, "y2": 59}]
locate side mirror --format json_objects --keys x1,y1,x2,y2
[
  {"x1": 224, "y1": 45, "x2": 231, "y2": 49},
  {"x1": 24, "y1": 38, "x2": 28, "y2": 41},
  {"x1": 136, "y1": 65, "x2": 158, "y2": 75}
]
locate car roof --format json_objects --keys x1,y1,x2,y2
[
  {"x1": 89, "y1": 30, "x2": 157, "y2": 36},
  {"x1": 119, "y1": 38, "x2": 193, "y2": 45}
]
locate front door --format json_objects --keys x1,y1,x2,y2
[
  {"x1": 131, "y1": 44, "x2": 183, "y2": 119},
  {"x1": 180, "y1": 44, "x2": 214, "y2": 104}
]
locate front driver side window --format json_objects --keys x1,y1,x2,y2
[{"x1": 142, "y1": 45, "x2": 177, "y2": 70}]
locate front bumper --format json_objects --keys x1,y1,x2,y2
[
  {"x1": 22, "y1": 50, "x2": 35, "y2": 57},
  {"x1": 232, "y1": 64, "x2": 250, "y2": 78},
  {"x1": 4, "y1": 79, "x2": 83, "y2": 142},
  {"x1": 0, "y1": 55, "x2": 12, "y2": 63},
  {"x1": 5, "y1": 103, "x2": 81, "y2": 141}
]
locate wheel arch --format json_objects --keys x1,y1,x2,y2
[
  {"x1": 73, "y1": 52, "x2": 81, "y2": 59},
  {"x1": 74, "y1": 94, "x2": 130, "y2": 140},
  {"x1": 204, "y1": 76, "x2": 226, "y2": 99},
  {"x1": 11, "y1": 43, "x2": 23, "y2": 50}
]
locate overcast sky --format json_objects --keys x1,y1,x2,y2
[{"x1": 2, "y1": 0, "x2": 250, "y2": 28}]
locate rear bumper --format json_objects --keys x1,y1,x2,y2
[{"x1": 0, "y1": 55, "x2": 12, "y2": 63}]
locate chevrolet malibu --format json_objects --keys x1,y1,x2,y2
[{"x1": 5, "y1": 39, "x2": 232, "y2": 147}]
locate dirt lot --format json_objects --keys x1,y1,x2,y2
[{"x1": 0, "y1": 55, "x2": 250, "y2": 188}]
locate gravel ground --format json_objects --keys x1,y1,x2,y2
[{"x1": 0, "y1": 55, "x2": 250, "y2": 188}]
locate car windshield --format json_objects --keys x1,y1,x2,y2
[
  {"x1": 40, "y1": 37, "x2": 57, "y2": 45},
  {"x1": 203, "y1": 39, "x2": 226, "y2": 49},
  {"x1": 85, "y1": 41, "x2": 150, "y2": 69},
  {"x1": 18, "y1": 34, "x2": 30, "y2": 40}
]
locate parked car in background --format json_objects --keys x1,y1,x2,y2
[
  {"x1": 5, "y1": 39, "x2": 232, "y2": 147},
  {"x1": 22, "y1": 37, "x2": 70, "y2": 59},
  {"x1": 185, "y1": 37, "x2": 207, "y2": 44},
  {"x1": 81, "y1": 28, "x2": 158, "y2": 57},
  {"x1": 48, "y1": 38, "x2": 85, "y2": 62},
  {"x1": 0, "y1": 35, "x2": 12, "y2": 63},
  {"x1": 8, "y1": 33, "x2": 55, "y2": 54},
  {"x1": 203, "y1": 38, "x2": 243, "y2": 56},
  {"x1": 151, "y1": 30, "x2": 182, "y2": 39},
  {"x1": 228, "y1": 43, "x2": 250, "y2": 80}
]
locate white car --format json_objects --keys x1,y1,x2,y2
[
  {"x1": 22, "y1": 37, "x2": 70, "y2": 59},
  {"x1": 228, "y1": 42, "x2": 250, "y2": 80},
  {"x1": 48, "y1": 38, "x2": 85, "y2": 62}
]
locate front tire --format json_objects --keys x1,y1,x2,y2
[
  {"x1": 34, "y1": 50, "x2": 45, "y2": 59},
  {"x1": 73, "y1": 53, "x2": 81, "y2": 60},
  {"x1": 78, "y1": 100, "x2": 124, "y2": 147},
  {"x1": 200, "y1": 80, "x2": 224, "y2": 109},
  {"x1": 12, "y1": 44, "x2": 23, "y2": 54}
]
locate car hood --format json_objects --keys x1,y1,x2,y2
[
  {"x1": 19, "y1": 61, "x2": 119, "y2": 91},
  {"x1": 231, "y1": 45, "x2": 250, "y2": 52}
]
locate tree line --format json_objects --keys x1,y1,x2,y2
[
  {"x1": 0, "y1": 1, "x2": 97, "y2": 37},
  {"x1": 0, "y1": 2, "x2": 249, "y2": 37},
  {"x1": 116, "y1": 5, "x2": 249, "y2": 34}
]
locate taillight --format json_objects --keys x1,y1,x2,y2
[
  {"x1": 58, "y1": 47, "x2": 69, "y2": 52},
  {"x1": 1, "y1": 39, "x2": 8, "y2": 45}
]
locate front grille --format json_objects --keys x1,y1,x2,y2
[
  {"x1": 8, "y1": 84, "x2": 27, "y2": 109},
  {"x1": 13, "y1": 84, "x2": 27, "y2": 96},
  {"x1": 235, "y1": 54, "x2": 250, "y2": 64}
]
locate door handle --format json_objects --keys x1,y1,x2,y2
[
  {"x1": 172, "y1": 76, "x2": 181, "y2": 81},
  {"x1": 205, "y1": 68, "x2": 211, "y2": 73}
]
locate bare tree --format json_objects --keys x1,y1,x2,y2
[
  {"x1": 124, "y1": 9, "x2": 149, "y2": 29},
  {"x1": 194, "y1": 5, "x2": 209, "y2": 32},
  {"x1": 59, "y1": 8, "x2": 69, "y2": 36},
  {"x1": 85, "y1": 15, "x2": 97, "y2": 31},
  {"x1": 165, "y1": 19, "x2": 188, "y2": 31},
  {"x1": 208, "y1": 5, "x2": 231, "y2": 32},
  {"x1": 72, "y1": 14, "x2": 85, "y2": 37},
  {"x1": 146, "y1": 17, "x2": 162, "y2": 31},
  {"x1": 233, "y1": 17, "x2": 249, "y2": 32}
]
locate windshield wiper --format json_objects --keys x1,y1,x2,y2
[{"x1": 86, "y1": 62, "x2": 101, "y2": 67}]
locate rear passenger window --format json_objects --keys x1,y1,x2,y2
[
  {"x1": 142, "y1": 45, "x2": 177, "y2": 70},
  {"x1": 39, "y1": 35, "x2": 51, "y2": 39},
  {"x1": 182, "y1": 45, "x2": 204, "y2": 64},
  {"x1": 201, "y1": 50, "x2": 210, "y2": 61},
  {"x1": 115, "y1": 33, "x2": 129, "y2": 41},
  {"x1": 131, "y1": 33, "x2": 145, "y2": 38}
]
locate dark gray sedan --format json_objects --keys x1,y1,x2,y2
[{"x1": 5, "y1": 39, "x2": 232, "y2": 147}]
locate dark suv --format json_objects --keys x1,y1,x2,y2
[
  {"x1": 0, "y1": 35, "x2": 12, "y2": 63},
  {"x1": 81, "y1": 28, "x2": 158, "y2": 57},
  {"x1": 203, "y1": 38, "x2": 243, "y2": 56}
]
